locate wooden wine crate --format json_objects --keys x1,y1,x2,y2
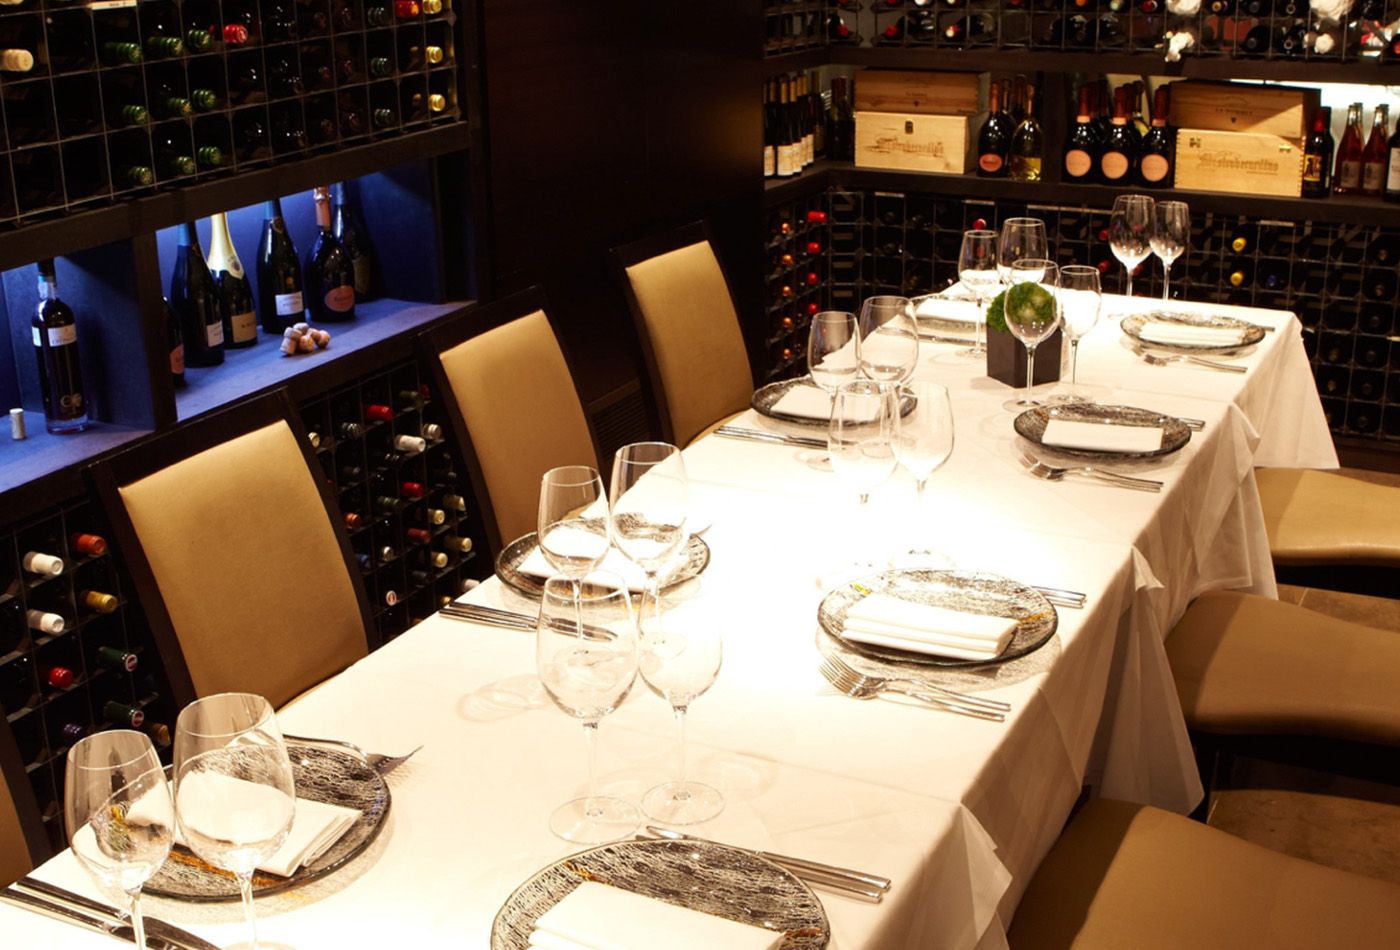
[
  {"x1": 854, "y1": 71, "x2": 981, "y2": 117},
  {"x1": 1168, "y1": 81, "x2": 1319, "y2": 141},
  {"x1": 854, "y1": 111, "x2": 981, "y2": 175},
  {"x1": 1174, "y1": 128, "x2": 1304, "y2": 198}
]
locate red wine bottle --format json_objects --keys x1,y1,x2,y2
[
  {"x1": 32, "y1": 260, "x2": 89, "y2": 433},
  {"x1": 331, "y1": 182, "x2": 375, "y2": 301},
  {"x1": 1302, "y1": 107, "x2": 1334, "y2": 199},
  {"x1": 1098, "y1": 86, "x2": 1139, "y2": 184},
  {"x1": 257, "y1": 199, "x2": 304, "y2": 332},
  {"x1": 1386, "y1": 111, "x2": 1400, "y2": 203},
  {"x1": 207, "y1": 213, "x2": 258, "y2": 348},
  {"x1": 171, "y1": 222, "x2": 226, "y2": 367},
  {"x1": 976, "y1": 80, "x2": 1012, "y2": 178},
  {"x1": 1333, "y1": 102, "x2": 1364, "y2": 194},
  {"x1": 304, "y1": 186, "x2": 356, "y2": 322},
  {"x1": 1063, "y1": 84, "x2": 1099, "y2": 183},
  {"x1": 1361, "y1": 104, "x2": 1390, "y2": 196},
  {"x1": 1139, "y1": 86, "x2": 1174, "y2": 188}
]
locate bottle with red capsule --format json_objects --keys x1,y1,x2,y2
[{"x1": 395, "y1": 0, "x2": 420, "y2": 17}]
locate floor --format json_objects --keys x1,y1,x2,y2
[{"x1": 1205, "y1": 466, "x2": 1400, "y2": 883}]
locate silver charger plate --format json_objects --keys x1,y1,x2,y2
[
  {"x1": 495, "y1": 531, "x2": 711, "y2": 598},
  {"x1": 1013, "y1": 403, "x2": 1191, "y2": 461},
  {"x1": 817, "y1": 569, "x2": 1058, "y2": 669},
  {"x1": 1121, "y1": 310, "x2": 1266, "y2": 354},
  {"x1": 752, "y1": 377, "x2": 917, "y2": 427},
  {"x1": 490, "y1": 838, "x2": 830, "y2": 949},
  {"x1": 145, "y1": 745, "x2": 391, "y2": 902}
]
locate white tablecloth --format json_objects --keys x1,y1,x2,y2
[{"x1": 3, "y1": 296, "x2": 1337, "y2": 949}]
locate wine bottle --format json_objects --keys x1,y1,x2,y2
[
  {"x1": 1008, "y1": 83, "x2": 1043, "y2": 182},
  {"x1": 70, "y1": 532, "x2": 106, "y2": 556},
  {"x1": 44, "y1": 665, "x2": 74, "y2": 689},
  {"x1": 27, "y1": 609, "x2": 64, "y2": 635},
  {"x1": 171, "y1": 222, "x2": 225, "y2": 367},
  {"x1": 207, "y1": 213, "x2": 258, "y2": 349},
  {"x1": 395, "y1": 0, "x2": 420, "y2": 16},
  {"x1": 1387, "y1": 111, "x2": 1400, "y2": 203},
  {"x1": 1361, "y1": 104, "x2": 1390, "y2": 197},
  {"x1": 1240, "y1": 23, "x2": 1273, "y2": 54},
  {"x1": 1334, "y1": 102, "x2": 1364, "y2": 194},
  {"x1": 257, "y1": 199, "x2": 304, "y2": 332},
  {"x1": 102, "y1": 700, "x2": 143, "y2": 728},
  {"x1": 22, "y1": 550, "x2": 63, "y2": 576},
  {"x1": 31, "y1": 260, "x2": 89, "y2": 434},
  {"x1": 81, "y1": 590, "x2": 120, "y2": 613},
  {"x1": 762, "y1": 79, "x2": 776, "y2": 179},
  {"x1": 94, "y1": 645, "x2": 138, "y2": 671},
  {"x1": 1063, "y1": 84, "x2": 1099, "y2": 184},
  {"x1": 441, "y1": 535, "x2": 472, "y2": 553},
  {"x1": 332, "y1": 183, "x2": 375, "y2": 300},
  {"x1": 943, "y1": 13, "x2": 993, "y2": 42},
  {"x1": 1098, "y1": 86, "x2": 1139, "y2": 184},
  {"x1": 1139, "y1": 86, "x2": 1174, "y2": 188},
  {"x1": 304, "y1": 186, "x2": 356, "y2": 322},
  {"x1": 1302, "y1": 107, "x2": 1334, "y2": 199},
  {"x1": 827, "y1": 76, "x2": 855, "y2": 162},
  {"x1": 0, "y1": 48, "x2": 34, "y2": 72},
  {"x1": 976, "y1": 80, "x2": 1012, "y2": 178},
  {"x1": 166, "y1": 296, "x2": 185, "y2": 384},
  {"x1": 393, "y1": 433, "x2": 426, "y2": 454}
]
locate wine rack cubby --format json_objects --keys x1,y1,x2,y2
[
  {"x1": 0, "y1": 0, "x2": 463, "y2": 224},
  {"x1": 763, "y1": 188, "x2": 1400, "y2": 444}
]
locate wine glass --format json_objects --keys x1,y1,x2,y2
[
  {"x1": 996, "y1": 218, "x2": 1049, "y2": 285},
  {"x1": 1151, "y1": 200, "x2": 1190, "y2": 303},
  {"x1": 806, "y1": 311, "x2": 860, "y2": 396},
  {"x1": 638, "y1": 579, "x2": 723, "y2": 825},
  {"x1": 66, "y1": 731, "x2": 173, "y2": 950},
  {"x1": 175, "y1": 693, "x2": 295, "y2": 950},
  {"x1": 825, "y1": 379, "x2": 899, "y2": 585},
  {"x1": 538, "y1": 465, "x2": 609, "y2": 592},
  {"x1": 1052, "y1": 264, "x2": 1102, "y2": 402},
  {"x1": 958, "y1": 229, "x2": 999, "y2": 355},
  {"x1": 892, "y1": 381, "x2": 956, "y2": 568},
  {"x1": 608, "y1": 441, "x2": 688, "y2": 604},
  {"x1": 856, "y1": 296, "x2": 919, "y2": 384},
  {"x1": 536, "y1": 572, "x2": 638, "y2": 842},
  {"x1": 1108, "y1": 194, "x2": 1155, "y2": 302},
  {"x1": 1002, "y1": 259, "x2": 1062, "y2": 412}
]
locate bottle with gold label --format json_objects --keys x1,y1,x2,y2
[{"x1": 207, "y1": 212, "x2": 258, "y2": 348}]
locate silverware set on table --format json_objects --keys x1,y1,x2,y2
[
  {"x1": 713, "y1": 425, "x2": 827, "y2": 448},
  {"x1": 1018, "y1": 450, "x2": 1164, "y2": 492},
  {"x1": 1133, "y1": 345, "x2": 1247, "y2": 373},
  {"x1": 820, "y1": 654, "x2": 1009, "y2": 723},
  {"x1": 1, "y1": 878, "x2": 218, "y2": 950}
]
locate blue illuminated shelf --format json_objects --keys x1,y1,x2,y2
[{"x1": 0, "y1": 422, "x2": 152, "y2": 507}]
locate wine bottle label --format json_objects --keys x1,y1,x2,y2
[
  {"x1": 1388, "y1": 151, "x2": 1400, "y2": 192},
  {"x1": 1101, "y1": 151, "x2": 1129, "y2": 179},
  {"x1": 231, "y1": 310, "x2": 257, "y2": 341},
  {"x1": 205, "y1": 320, "x2": 225, "y2": 346},
  {"x1": 1339, "y1": 160, "x2": 1362, "y2": 188},
  {"x1": 171, "y1": 342, "x2": 185, "y2": 375},
  {"x1": 353, "y1": 258, "x2": 372, "y2": 296},
  {"x1": 276, "y1": 291, "x2": 305, "y2": 316},
  {"x1": 1362, "y1": 163, "x2": 1385, "y2": 192},
  {"x1": 763, "y1": 146, "x2": 775, "y2": 177},
  {"x1": 1302, "y1": 154, "x2": 1324, "y2": 183},
  {"x1": 324, "y1": 285, "x2": 355, "y2": 312},
  {"x1": 1140, "y1": 154, "x2": 1170, "y2": 182},
  {"x1": 1064, "y1": 150, "x2": 1092, "y2": 177},
  {"x1": 32, "y1": 324, "x2": 77, "y2": 347}
]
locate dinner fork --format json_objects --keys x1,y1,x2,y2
[
  {"x1": 819, "y1": 657, "x2": 1006, "y2": 721},
  {"x1": 282, "y1": 734, "x2": 422, "y2": 776},
  {"x1": 1133, "y1": 347, "x2": 1247, "y2": 373},
  {"x1": 823, "y1": 653, "x2": 1010, "y2": 713},
  {"x1": 1018, "y1": 451, "x2": 1162, "y2": 492}
]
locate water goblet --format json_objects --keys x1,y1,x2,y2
[
  {"x1": 1049, "y1": 264, "x2": 1102, "y2": 403},
  {"x1": 609, "y1": 441, "x2": 688, "y2": 605},
  {"x1": 893, "y1": 381, "x2": 955, "y2": 567},
  {"x1": 825, "y1": 379, "x2": 900, "y2": 584},
  {"x1": 958, "y1": 229, "x2": 1000, "y2": 356},
  {"x1": 856, "y1": 296, "x2": 919, "y2": 384},
  {"x1": 1001, "y1": 259, "x2": 1062, "y2": 412},
  {"x1": 1152, "y1": 200, "x2": 1190, "y2": 303},
  {"x1": 806, "y1": 311, "x2": 860, "y2": 395},
  {"x1": 1109, "y1": 194, "x2": 1155, "y2": 301},
  {"x1": 66, "y1": 731, "x2": 173, "y2": 950},
  {"x1": 538, "y1": 465, "x2": 609, "y2": 589},
  {"x1": 537, "y1": 572, "x2": 639, "y2": 843},
  {"x1": 175, "y1": 693, "x2": 295, "y2": 950},
  {"x1": 996, "y1": 218, "x2": 1049, "y2": 285}
]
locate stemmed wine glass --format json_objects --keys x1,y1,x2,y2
[
  {"x1": 958, "y1": 229, "x2": 999, "y2": 356},
  {"x1": 856, "y1": 296, "x2": 919, "y2": 385},
  {"x1": 1108, "y1": 194, "x2": 1155, "y2": 303},
  {"x1": 66, "y1": 731, "x2": 173, "y2": 950},
  {"x1": 893, "y1": 381, "x2": 955, "y2": 568},
  {"x1": 806, "y1": 311, "x2": 860, "y2": 396},
  {"x1": 826, "y1": 379, "x2": 900, "y2": 584},
  {"x1": 538, "y1": 465, "x2": 610, "y2": 593},
  {"x1": 536, "y1": 572, "x2": 639, "y2": 843},
  {"x1": 997, "y1": 218, "x2": 1049, "y2": 285},
  {"x1": 1151, "y1": 200, "x2": 1190, "y2": 303},
  {"x1": 175, "y1": 693, "x2": 295, "y2": 950},
  {"x1": 1002, "y1": 259, "x2": 1062, "y2": 412},
  {"x1": 638, "y1": 579, "x2": 723, "y2": 825},
  {"x1": 609, "y1": 442, "x2": 688, "y2": 605},
  {"x1": 1051, "y1": 264, "x2": 1102, "y2": 403}
]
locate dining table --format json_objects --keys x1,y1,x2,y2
[{"x1": 2, "y1": 293, "x2": 1338, "y2": 949}]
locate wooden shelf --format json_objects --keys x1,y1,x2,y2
[
  {"x1": 0, "y1": 123, "x2": 471, "y2": 273},
  {"x1": 0, "y1": 422, "x2": 152, "y2": 521}
]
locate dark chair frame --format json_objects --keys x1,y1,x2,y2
[
  {"x1": 611, "y1": 219, "x2": 756, "y2": 446},
  {"x1": 87, "y1": 389, "x2": 379, "y2": 709},
  {"x1": 417, "y1": 286, "x2": 603, "y2": 558}
]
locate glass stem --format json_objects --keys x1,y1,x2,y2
[
  {"x1": 1070, "y1": 339, "x2": 1080, "y2": 387},
  {"x1": 1162, "y1": 262, "x2": 1171, "y2": 300},
  {"x1": 975, "y1": 293, "x2": 986, "y2": 351},
  {"x1": 128, "y1": 891, "x2": 147, "y2": 950},
  {"x1": 1125, "y1": 267, "x2": 1133, "y2": 298},
  {"x1": 1024, "y1": 344, "x2": 1037, "y2": 401},
  {"x1": 582, "y1": 719, "x2": 600, "y2": 815},
  {"x1": 237, "y1": 873, "x2": 259, "y2": 950},
  {"x1": 673, "y1": 704, "x2": 690, "y2": 799}
]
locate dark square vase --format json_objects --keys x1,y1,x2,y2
[{"x1": 986, "y1": 327, "x2": 1063, "y2": 389}]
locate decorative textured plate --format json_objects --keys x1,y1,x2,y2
[
  {"x1": 145, "y1": 745, "x2": 391, "y2": 902},
  {"x1": 495, "y1": 532, "x2": 711, "y2": 598},
  {"x1": 911, "y1": 293, "x2": 980, "y2": 333},
  {"x1": 1121, "y1": 310, "x2": 1266, "y2": 353},
  {"x1": 752, "y1": 377, "x2": 917, "y2": 426},
  {"x1": 1013, "y1": 403, "x2": 1191, "y2": 461},
  {"x1": 490, "y1": 839, "x2": 830, "y2": 949},
  {"x1": 817, "y1": 569, "x2": 1058, "y2": 668}
]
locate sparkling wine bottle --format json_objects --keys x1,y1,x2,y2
[
  {"x1": 332, "y1": 182, "x2": 375, "y2": 300},
  {"x1": 304, "y1": 186, "x2": 356, "y2": 322},
  {"x1": 257, "y1": 199, "x2": 304, "y2": 332},
  {"x1": 166, "y1": 295, "x2": 185, "y2": 383},
  {"x1": 1139, "y1": 86, "x2": 1174, "y2": 188},
  {"x1": 171, "y1": 222, "x2": 226, "y2": 367},
  {"x1": 1063, "y1": 84, "x2": 1099, "y2": 183},
  {"x1": 207, "y1": 213, "x2": 258, "y2": 348},
  {"x1": 1008, "y1": 82, "x2": 1043, "y2": 182},
  {"x1": 31, "y1": 259, "x2": 89, "y2": 433},
  {"x1": 976, "y1": 80, "x2": 1012, "y2": 177}
]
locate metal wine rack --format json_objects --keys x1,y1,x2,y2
[
  {"x1": 763, "y1": 188, "x2": 1400, "y2": 442},
  {"x1": 0, "y1": 0, "x2": 462, "y2": 223}
]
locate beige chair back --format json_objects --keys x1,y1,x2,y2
[
  {"x1": 622, "y1": 238, "x2": 752, "y2": 446},
  {"x1": 114, "y1": 419, "x2": 368, "y2": 709},
  {"x1": 0, "y1": 775, "x2": 30, "y2": 886},
  {"x1": 437, "y1": 309, "x2": 597, "y2": 545}
]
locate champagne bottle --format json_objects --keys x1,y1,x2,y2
[
  {"x1": 826, "y1": 76, "x2": 854, "y2": 162},
  {"x1": 207, "y1": 213, "x2": 258, "y2": 348},
  {"x1": 1333, "y1": 102, "x2": 1364, "y2": 194},
  {"x1": 166, "y1": 296, "x2": 185, "y2": 384},
  {"x1": 1098, "y1": 86, "x2": 1139, "y2": 184},
  {"x1": 1063, "y1": 84, "x2": 1098, "y2": 183},
  {"x1": 1302, "y1": 107, "x2": 1334, "y2": 199},
  {"x1": 1008, "y1": 83, "x2": 1043, "y2": 182},
  {"x1": 1138, "y1": 86, "x2": 1174, "y2": 188},
  {"x1": 332, "y1": 182, "x2": 375, "y2": 300},
  {"x1": 257, "y1": 199, "x2": 304, "y2": 332},
  {"x1": 31, "y1": 260, "x2": 89, "y2": 433},
  {"x1": 1361, "y1": 104, "x2": 1390, "y2": 196},
  {"x1": 976, "y1": 80, "x2": 1012, "y2": 177},
  {"x1": 304, "y1": 186, "x2": 356, "y2": 322},
  {"x1": 171, "y1": 222, "x2": 225, "y2": 367}
]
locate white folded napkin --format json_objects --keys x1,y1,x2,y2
[
  {"x1": 519, "y1": 544, "x2": 669, "y2": 591},
  {"x1": 1041, "y1": 419, "x2": 1163, "y2": 453},
  {"x1": 842, "y1": 594, "x2": 1017, "y2": 661},
  {"x1": 914, "y1": 297, "x2": 982, "y2": 325},
  {"x1": 528, "y1": 882, "x2": 783, "y2": 950},
  {"x1": 1138, "y1": 321, "x2": 1246, "y2": 347},
  {"x1": 174, "y1": 772, "x2": 360, "y2": 877},
  {"x1": 770, "y1": 383, "x2": 835, "y2": 420}
]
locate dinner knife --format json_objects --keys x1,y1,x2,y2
[
  {"x1": 0, "y1": 887, "x2": 187, "y2": 950},
  {"x1": 16, "y1": 877, "x2": 221, "y2": 950},
  {"x1": 714, "y1": 427, "x2": 827, "y2": 449}
]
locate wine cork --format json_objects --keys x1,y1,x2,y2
[
  {"x1": 296, "y1": 333, "x2": 315, "y2": 352},
  {"x1": 284, "y1": 326, "x2": 300, "y2": 339},
  {"x1": 294, "y1": 322, "x2": 310, "y2": 334},
  {"x1": 9, "y1": 408, "x2": 25, "y2": 440},
  {"x1": 280, "y1": 336, "x2": 299, "y2": 355},
  {"x1": 312, "y1": 329, "x2": 331, "y2": 347}
]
